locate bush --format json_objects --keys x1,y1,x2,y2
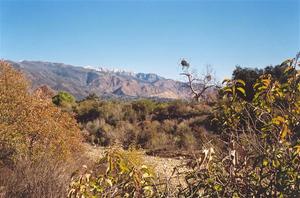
[
  {"x1": 179, "y1": 55, "x2": 300, "y2": 197},
  {"x1": 52, "y1": 91, "x2": 76, "y2": 111},
  {"x1": 0, "y1": 61, "x2": 84, "y2": 197},
  {"x1": 68, "y1": 148, "x2": 158, "y2": 197},
  {"x1": 75, "y1": 96, "x2": 209, "y2": 151},
  {"x1": 75, "y1": 99, "x2": 101, "y2": 122},
  {"x1": 0, "y1": 61, "x2": 83, "y2": 163},
  {"x1": 1, "y1": 156, "x2": 87, "y2": 198}
]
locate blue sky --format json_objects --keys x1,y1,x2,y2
[{"x1": 0, "y1": 0, "x2": 299, "y2": 80}]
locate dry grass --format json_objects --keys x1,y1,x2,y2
[{"x1": 0, "y1": 154, "x2": 92, "y2": 198}]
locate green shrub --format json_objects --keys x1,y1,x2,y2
[{"x1": 52, "y1": 91, "x2": 75, "y2": 107}]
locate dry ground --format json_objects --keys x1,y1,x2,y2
[{"x1": 83, "y1": 143, "x2": 190, "y2": 186}]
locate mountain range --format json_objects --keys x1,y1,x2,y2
[{"x1": 7, "y1": 60, "x2": 192, "y2": 100}]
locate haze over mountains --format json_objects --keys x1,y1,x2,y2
[{"x1": 8, "y1": 60, "x2": 192, "y2": 100}]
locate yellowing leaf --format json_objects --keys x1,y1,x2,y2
[
  {"x1": 142, "y1": 172, "x2": 150, "y2": 178},
  {"x1": 280, "y1": 124, "x2": 290, "y2": 140},
  {"x1": 237, "y1": 87, "x2": 246, "y2": 96},
  {"x1": 273, "y1": 116, "x2": 285, "y2": 125},
  {"x1": 294, "y1": 145, "x2": 300, "y2": 155},
  {"x1": 262, "y1": 79, "x2": 271, "y2": 86},
  {"x1": 222, "y1": 79, "x2": 231, "y2": 84},
  {"x1": 223, "y1": 88, "x2": 232, "y2": 93},
  {"x1": 236, "y1": 79, "x2": 246, "y2": 86},
  {"x1": 258, "y1": 86, "x2": 267, "y2": 91},
  {"x1": 272, "y1": 159, "x2": 280, "y2": 168}
]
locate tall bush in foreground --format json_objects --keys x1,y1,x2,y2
[
  {"x1": 179, "y1": 55, "x2": 300, "y2": 197},
  {"x1": 0, "y1": 61, "x2": 82, "y2": 163},
  {"x1": 0, "y1": 61, "x2": 84, "y2": 197}
]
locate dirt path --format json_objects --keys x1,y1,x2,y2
[{"x1": 83, "y1": 143, "x2": 189, "y2": 185}]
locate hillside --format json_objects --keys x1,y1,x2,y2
[{"x1": 8, "y1": 60, "x2": 191, "y2": 99}]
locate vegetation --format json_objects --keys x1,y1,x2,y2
[
  {"x1": 52, "y1": 91, "x2": 76, "y2": 109},
  {"x1": 0, "y1": 61, "x2": 84, "y2": 197},
  {"x1": 68, "y1": 148, "x2": 158, "y2": 197},
  {"x1": 180, "y1": 55, "x2": 300, "y2": 197},
  {"x1": 180, "y1": 61, "x2": 218, "y2": 102},
  {"x1": 70, "y1": 97, "x2": 212, "y2": 151},
  {"x1": 232, "y1": 63, "x2": 292, "y2": 101},
  {"x1": 68, "y1": 54, "x2": 300, "y2": 197},
  {"x1": 0, "y1": 53, "x2": 299, "y2": 197}
]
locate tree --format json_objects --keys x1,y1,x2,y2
[
  {"x1": 52, "y1": 91, "x2": 76, "y2": 107},
  {"x1": 232, "y1": 66, "x2": 263, "y2": 101},
  {"x1": 232, "y1": 59, "x2": 298, "y2": 101},
  {"x1": 180, "y1": 60, "x2": 218, "y2": 102}
]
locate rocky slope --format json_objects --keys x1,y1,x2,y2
[{"x1": 8, "y1": 60, "x2": 191, "y2": 100}]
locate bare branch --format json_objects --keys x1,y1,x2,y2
[{"x1": 180, "y1": 61, "x2": 218, "y2": 102}]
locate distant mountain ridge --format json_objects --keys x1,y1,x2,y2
[{"x1": 7, "y1": 60, "x2": 192, "y2": 100}]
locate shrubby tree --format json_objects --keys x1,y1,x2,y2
[
  {"x1": 232, "y1": 62, "x2": 295, "y2": 101},
  {"x1": 52, "y1": 91, "x2": 76, "y2": 108},
  {"x1": 0, "y1": 61, "x2": 84, "y2": 197},
  {"x1": 0, "y1": 61, "x2": 82, "y2": 165},
  {"x1": 180, "y1": 59, "x2": 218, "y2": 102},
  {"x1": 75, "y1": 96, "x2": 204, "y2": 151},
  {"x1": 232, "y1": 66, "x2": 263, "y2": 101}
]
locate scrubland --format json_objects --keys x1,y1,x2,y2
[{"x1": 0, "y1": 54, "x2": 299, "y2": 197}]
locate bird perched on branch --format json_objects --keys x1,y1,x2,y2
[{"x1": 180, "y1": 58, "x2": 190, "y2": 70}]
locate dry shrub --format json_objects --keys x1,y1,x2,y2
[
  {"x1": 75, "y1": 95, "x2": 211, "y2": 152},
  {"x1": 0, "y1": 61, "x2": 84, "y2": 197},
  {"x1": 114, "y1": 121, "x2": 138, "y2": 149},
  {"x1": 0, "y1": 61, "x2": 83, "y2": 163},
  {"x1": 0, "y1": 155, "x2": 90, "y2": 198}
]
